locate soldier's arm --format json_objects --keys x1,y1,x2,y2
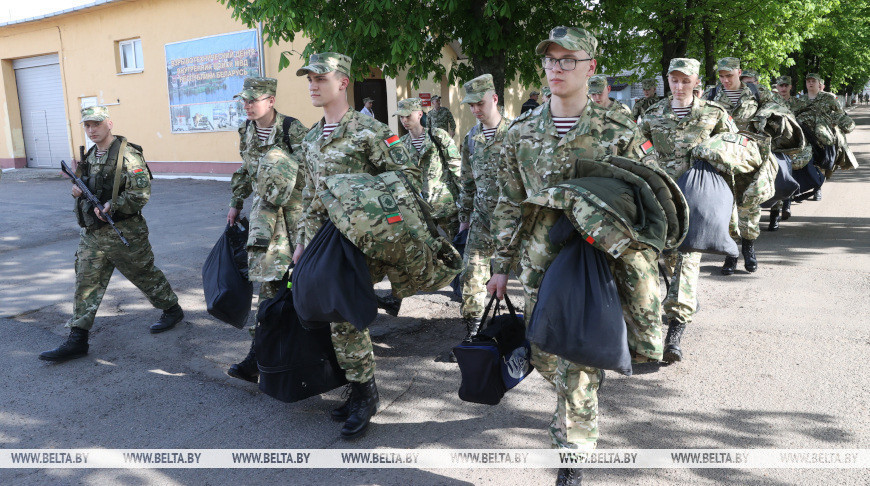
[
  {"x1": 448, "y1": 111, "x2": 457, "y2": 134},
  {"x1": 287, "y1": 119, "x2": 309, "y2": 152},
  {"x1": 369, "y1": 126, "x2": 423, "y2": 193},
  {"x1": 113, "y1": 150, "x2": 151, "y2": 214},
  {"x1": 441, "y1": 130, "x2": 462, "y2": 182},
  {"x1": 490, "y1": 129, "x2": 525, "y2": 275},
  {"x1": 457, "y1": 135, "x2": 474, "y2": 223},
  {"x1": 230, "y1": 127, "x2": 253, "y2": 209},
  {"x1": 296, "y1": 143, "x2": 322, "y2": 248}
]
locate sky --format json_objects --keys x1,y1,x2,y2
[{"x1": 0, "y1": 0, "x2": 97, "y2": 23}]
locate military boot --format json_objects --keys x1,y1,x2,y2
[
  {"x1": 330, "y1": 384, "x2": 354, "y2": 422},
  {"x1": 813, "y1": 188, "x2": 822, "y2": 201},
  {"x1": 781, "y1": 199, "x2": 792, "y2": 220},
  {"x1": 556, "y1": 467, "x2": 583, "y2": 485},
  {"x1": 663, "y1": 320, "x2": 686, "y2": 363},
  {"x1": 150, "y1": 304, "x2": 184, "y2": 333},
  {"x1": 721, "y1": 256, "x2": 738, "y2": 275},
  {"x1": 340, "y1": 378, "x2": 380, "y2": 440},
  {"x1": 742, "y1": 238, "x2": 758, "y2": 272},
  {"x1": 448, "y1": 317, "x2": 483, "y2": 363},
  {"x1": 227, "y1": 338, "x2": 259, "y2": 383},
  {"x1": 376, "y1": 293, "x2": 402, "y2": 317},
  {"x1": 768, "y1": 209, "x2": 780, "y2": 232},
  {"x1": 39, "y1": 327, "x2": 89, "y2": 362}
]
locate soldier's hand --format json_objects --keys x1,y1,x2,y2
[
  {"x1": 292, "y1": 243, "x2": 305, "y2": 264},
  {"x1": 71, "y1": 185, "x2": 83, "y2": 198},
  {"x1": 94, "y1": 202, "x2": 110, "y2": 222},
  {"x1": 459, "y1": 221, "x2": 470, "y2": 233},
  {"x1": 486, "y1": 273, "x2": 509, "y2": 299},
  {"x1": 227, "y1": 207, "x2": 241, "y2": 225}
]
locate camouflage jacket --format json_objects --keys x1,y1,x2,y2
[
  {"x1": 703, "y1": 82, "x2": 779, "y2": 131},
  {"x1": 491, "y1": 101, "x2": 656, "y2": 274},
  {"x1": 604, "y1": 98, "x2": 633, "y2": 119},
  {"x1": 792, "y1": 91, "x2": 855, "y2": 144},
  {"x1": 426, "y1": 106, "x2": 457, "y2": 134},
  {"x1": 631, "y1": 95, "x2": 663, "y2": 121},
  {"x1": 639, "y1": 96, "x2": 737, "y2": 179},
  {"x1": 400, "y1": 127, "x2": 461, "y2": 218},
  {"x1": 297, "y1": 109, "x2": 421, "y2": 246},
  {"x1": 458, "y1": 117, "x2": 511, "y2": 224},
  {"x1": 775, "y1": 94, "x2": 801, "y2": 113}
]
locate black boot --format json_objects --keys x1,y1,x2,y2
[
  {"x1": 376, "y1": 293, "x2": 402, "y2": 317},
  {"x1": 150, "y1": 304, "x2": 184, "y2": 333},
  {"x1": 781, "y1": 199, "x2": 792, "y2": 220},
  {"x1": 721, "y1": 256, "x2": 738, "y2": 275},
  {"x1": 813, "y1": 188, "x2": 822, "y2": 201},
  {"x1": 742, "y1": 238, "x2": 758, "y2": 272},
  {"x1": 556, "y1": 467, "x2": 583, "y2": 485},
  {"x1": 663, "y1": 320, "x2": 686, "y2": 363},
  {"x1": 448, "y1": 317, "x2": 483, "y2": 363},
  {"x1": 340, "y1": 378, "x2": 380, "y2": 440},
  {"x1": 768, "y1": 209, "x2": 780, "y2": 232},
  {"x1": 227, "y1": 338, "x2": 259, "y2": 383},
  {"x1": 330, "y1": 384, "x2": 353, "y2": 422},
  {"x1": 39, "y1": 327, "x2": 89, "y2": 362}
]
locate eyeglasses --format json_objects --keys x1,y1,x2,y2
[
  {"x1": 542, "y1": 57, "x2": 593, "y2": 71},
  {"x1": 242, "y1": 96, "x2": 271, "y2": 106}
]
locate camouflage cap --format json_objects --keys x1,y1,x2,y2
[
  {"x1": 806, "y1": 73, "x2": 823, "y2": 82},
  {"x1": 234, "y1": 76, "x2": 277, "y2": 100},
  {"x1": 587, "y1": 74, "x2": 609, "y2": 94},
  {"x1": 716, "y1": 57, "x2": 741, "y2": 72},
  {"x1": 740, "y1": 69, "x2": 759, "y2": 80},
  {"x1": 776, "y1": 75, "x2": 792, "y2": 86},
  {"x1": 431, "y1": 94, "x2": 442, "y2": 101},
  {"x1": 461, "y1": 74, "x2": 495, "y2": 104},
  {"x1": 296, "y1": 52, "x2": 352, "y2": 77},
  {"x1": 535, "y1": 26, "x2": 598, "y2": 57},
  {"x1": 541, "y1": 87, "x2": 551, "y2": 96},
  {"x1": 394, "y1": 98, "x2": 423, "y2": 116},
  {"x1": 80, "y1": 105, "x2": 109, "y2": 123},
  {"x1": 641, "y1": 78, "x2": 658, "y2": 90},
  {"x1": 668, "y1": 58, "x2": 700, "y2": 76}
]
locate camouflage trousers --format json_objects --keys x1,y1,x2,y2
[
  {"x1": 459, "y1": 212, "x2": 495, "y2": 319},
  {"x1": 730, "y1": 202, "x2": 762, "y2": 241},
  {"x1": 662, "y1": 251, "x2": 702, "y2": 324},
  {"x1": 68, "y1": 216, "x2": 178, "y2": 330}
]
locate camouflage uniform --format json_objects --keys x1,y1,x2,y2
[
  {"x1": 426, "y1": 100, "x2": 457, "y2": 135},
  {"x1": 457, "y1": 74, "x2": 511, "y2": 320},
  {"x1": 296, "y1": 55, "x2": 420, "y2": 383},
  {"x1": 640, "y1": 67, "x2": 738, "y2": 326},
  {"x1": 69, "y1": 108, "x2": 178, "y2": 330},
  {"x1": 631, "y1": 78, "x2": 663, "y2": 121},
  {"x1": 491, "y1": 26, "x2": 661, "y2": 451}
]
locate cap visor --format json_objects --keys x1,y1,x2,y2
[{"x1": 461, "y1": 94, "x2": 485, "y2": 104}]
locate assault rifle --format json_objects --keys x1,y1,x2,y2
[{"x1": 60, "y1": 160, "x2": 130, "y2": 247}]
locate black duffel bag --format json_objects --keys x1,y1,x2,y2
[
  {"x1": 762, "y1": 153, "x2": 800, "y2": 208},
  {"x1": 202, "y1": 220, "x2": 253, "y2": 329},
  {"x1": 449, "y1": 228, "x2": 469, "y2": 301},
  {"x1": 255, "y1": 272, "x2": 347, "y2": 403},
  {"x1": 676, "y1": 160, "x2": 739, "y2": 257},
  {"x1": 527, "y1": 215, "x2": 632, "y2": 376}
]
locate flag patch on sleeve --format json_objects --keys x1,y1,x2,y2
[
  {"x1": 384, "y1": 135, "x2": 400, "y2": 147},
  {"x1": 585, "y1": 236, "x2": 596, "y2": 245},
  {"x1": 132, "y1": 168, "x2": 144, "y2": 174},
  {"x1": 641, "y1": 140, "x2": 654, "y2": 154},
  {"x1": 386, "y1": 212, "x2": 403, "y2": 224}
]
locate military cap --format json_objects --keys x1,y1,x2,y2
[
  {"x1": 431, "y1": 94, "x2": 442, "y2": 101},
  {"x1": 776, "y1": 75, "x2": 792, "y2": 86},
  {"x1": 362, "y1": 97, "x2": 374, "y2": 104},
  {"x1": 806, "y1": 73, "x2": 823, "y2": 82},
  {"x1": 461, "y1": 74, "x2": 495, "y2": 104},
  {"x1": 234, "y1": 77, "x2": 277, "y2": 100},
  {"x1": 716, "y1": 57, "x2": 741, "y2": 72},
  {"x1": 394, "y1": 98, "x2": 423, "y2": 116},
  {"x1": 530, "y1": 90, "x2": 540, "y2": 96},
  {"x1": 296, "y1": 52, "x2": 352, "y2": 77},
  {"x1": 587, "y1": 74, "x2": 609, "y2": 94},
  {"x1": 740, "y1": 69, "x2": 759, "y2": 80},
  {"x1": 541, "y1": 87, "x2": 551, "y2": 96},
  {"x1": 668, "y1": 58, "x2": 700, "y2": 76},
  {"x1": 535, "y1": 26, "x2": 598, "y2": 57},
  {"x1": 641, "y1": 78, "x2": 658, "y2": 90},
  {"x1": 80, "y1": 105, "x2": 109, "y2": 123}
]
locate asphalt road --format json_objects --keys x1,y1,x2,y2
[{"x1": 1, "y1": 107, "x2": 868, "y2": 485}]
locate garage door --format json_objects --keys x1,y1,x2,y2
[{"x1": 13, "y1": 54, "x2": 71, "y2": 168}]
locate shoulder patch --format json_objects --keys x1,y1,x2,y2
[
  {"x1": 641, "y1": 140, "x2": 654, "y2": 154},
  {"x1": 384, "y1": 135, "x2": 401, "y2": 147},
  {"x1": 132, "y1": 168, "x2": 144, "y2": 174}
]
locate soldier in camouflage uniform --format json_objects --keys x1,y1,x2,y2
[
  {"x1": 292, "y1": 52, "x2": 421, "y2": 440},
  {"x1": 631, "y1": 78, "x2": 663, "y2": 121},
  {"x1": 588, "y1": 74, "x2": 632, "y2": 118},
  {"x1": 454, "y1": 74, "x2": 510, "y2": 349},
  {"x1": 487, "y1": 27, "x2": 660, "y2": 486},
  {"x1": 40, "y1": 106, "x2": 184, "y2": 362},
  {"x1": 426, "y1": 95, "x2": 457, "y2": 137},
  {"x1": 639, "y1": 58, "x2": 738, "y2": 363},
  {"x1": 770, "y1": 75, "x2": 799, "y2": 227},
  {"x1": 225, "y1": 77, "x2": 309, "y2": 383},
  {"x1": 396, "y1": 98, "x2": 461, "y2": 239}
]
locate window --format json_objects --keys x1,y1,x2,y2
[{"x1": 119, "y1": 39, "x2": 144, "y2": 73}]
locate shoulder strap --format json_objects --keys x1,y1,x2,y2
[
  {"x1": 746, "y1": 83, "x2": 761, "y2": 104},
  {"x1": 110, "y1": 137, "x2": 129, "y2": 215},
  {"x1": 281, "y1": 115, "x2": 298, "y2": 154},
  {"x1": 466, "y1": 124, "x2": 480, "y2": 157},
  {"x1": 706, "y1": 85, "x2": 718, "y2": 101}
]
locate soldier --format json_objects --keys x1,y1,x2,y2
[
  {"x1": 631, "y1": 77, "x2": 663, "y2": 121},
  {"x1": 225, "y1": 77, "x2": 308, "y2": 383},
  {"x1": 775, "y1": 76, "x2": 799, "y2": 111},
  {"x1": 521, "y1": 90, "x2": 541, "y2": 113},
  {"x1": 588, "y1": 74, "x2": 632, "y2": 118},
  {"x1": 361, "y1": 97, "x2": 375, "y2": 118},
  {"x1": 739, "y1": 69, "x2": 774, "y2": 99},
  {"x1": 639, "y1": 58, "x2": 738, "y2": 363},
  {"x1": 292, "y1": 52, "x2": 421, "y2": 440},
  {"x1": 454, "y1": 74, "x2": 510, "y2": 351},
  {"x1": 396, "y1": 97, "x2": 461, "y2": 239},
  {"x1": 487, "y1": 27, "x2": 660, "y2": 486},
  {"x1": 426, "y1": 94, "x2": 457, "y2": 137},
  {"x1": 770, "y1": 75, "x2": 798, "y2": 227},
  {"x1": 40, "y1": 106, "x2": 184, "y2": 362}
]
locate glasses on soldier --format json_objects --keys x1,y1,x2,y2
[
  {"x1": 242, "y1": 96, "x2": 272, "y2": 106},
  {"x1": 542, "y1": 57, "x2": 593, "y2": 71}
]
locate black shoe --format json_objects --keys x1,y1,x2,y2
[
  {"x1": 376, "y1": 293, "x2": 402, "y2": 317},
  {"x1": 330, "y1": 384, "x2": 353, "y2": 422},
  {"x1": 556, "y1": 467, "x2": 583, "y2": 486},
  {"x1": 227, "y1": 338, "x2": 258, "y2": 383},
  {"x1": 813, "y1": 188, "x2": 822, "y2": 201},
  {"x1": 39, "y1": 327, "x2": 89, "y2": 362},
  {"x1": 340, "y1": 378, "x2": 380, "y2": 440},
  {"x1": 781, "y1": 200, "x2": 792, "y2": 220},
  {"x1": 663, "y1": 320, "x2": 686, "y2": 363},
  {"x1": 768, "y1": 209, "x2": 780, "y2": 232},
  {"x1": 742, "y1": 238, "x2": 758, "y2": 273},
  {"x1": 721, "y1": 256, "x2": 738, "y2": 275},
  {"x1": 150, "y1": 304, "x2": 183, "y2": 333},
  {"x1": 449, "y1": 317, "x2": 483, "y2": 363}
]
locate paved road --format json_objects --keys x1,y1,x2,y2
[{"x1": 1, "y1": 108, "x2": 868, "y2": 485}]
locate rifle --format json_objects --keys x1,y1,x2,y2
[{"x1": 60, "y1": 160, "x2": 130, "y2": 247}]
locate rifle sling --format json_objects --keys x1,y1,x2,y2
[{"x1": 110, "y1": 137, "x2": 129, "y2": 216}]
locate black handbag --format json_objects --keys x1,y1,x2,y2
[
  {"x1": 255, "y1": 272, "x2": 348, "y2": 403},
  {"x1": 202, "y1": 220, "x2": 253, "y2": 329},
  {"x1": 453, "y1": 294, "x2": 533, "y2": 405}
]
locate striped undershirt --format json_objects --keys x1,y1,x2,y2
[
  {"x1": 671, "y1": 105, "x2": 691, "y2": 119},
  {"x1": 481, "y1": 127, "x2": 497, "y2": 141},
  {"x1": 255, "y1": 125, "x2": 272, "y2": 143},
  {"x1": 410, "y1": 133, "x2": 426, "y2": 152},
  {"x1": 552, "y1": 116, "x2": 580, "y2": 137},
  {"x1": 322, "y1": 123, "x2": 339, "y2": 139},
  {"x1": 724, "y1": 89, "x2": 742, "y2": 105},
  {"x1": 94, "y1": 149, "x2": 107, "y2": 159}
]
